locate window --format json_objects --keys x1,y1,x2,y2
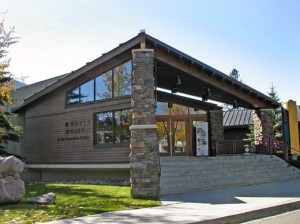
[
  {"x1": 66, "y1": 60, "x2": 132, "y2": 105},
  {"x1": 95, "y1": 71, "x2": 112, "y2": 100},
  {"x1": 95, "y1": 109, "x2": 132, "y2": 145},
  {"x1": 67, "y1": 87, "x2": 80, "y2": 104},
  {"x1": 80, "y1": 79, "x2": 94, "y2": 103},
  {"x1": 113, "y1": 61, "x2": 131, "y2": 97}
]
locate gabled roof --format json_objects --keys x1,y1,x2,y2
[
  {"x1": 11, "y1": 74, "x2": 68, "y2": 108},
  {"x1": 12, "y1": 32, "x2": 279, "y2": 112}
]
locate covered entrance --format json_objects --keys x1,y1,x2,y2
[{"x1": 156, "y1": 114, "x2": 208, "y2": 156}]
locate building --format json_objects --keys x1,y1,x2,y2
[{"x1": 10, "y1": 32, "x2": 279, "y2": 198}]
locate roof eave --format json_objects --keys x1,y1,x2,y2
[{"x1": 12, "y1": 33, "x2": 144, "y2": 113}]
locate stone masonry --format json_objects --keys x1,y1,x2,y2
[
  {"x1": 210, "y1": 110, "x2": 224, "y2": 155},
  {"x1": 253, "y1": 109, "x2": 274, "y2": 142},
  {"x1": 130, "y1": 49, "x2": 160, "y2": 199}
]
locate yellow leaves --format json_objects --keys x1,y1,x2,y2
[{"x1": 0, "y1": 76, "x2": 15, "y2": 104}]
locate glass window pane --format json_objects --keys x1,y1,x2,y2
[
  {"x1": 67, "y1": 87, "x2": 80, "y2": 104},
  {"x1": 174, "y1": 121, "x2": 186, "y2": 153},
  {"x1": 171, "y1": 104, "x2": 189, "y2": 115},
  {"x1": 113, "y1": 60, "x2": 132, "y2": 97},
  {"x1": 96, "y1": 71, "x2": 112, "y2": 100},
  {"x1": 114, "y1": 109, "x2": 132, "y2": 144},
  {"x1": 157, "y1": 121, "x2": 170, "y2": 153},
  {"x1": 80, "y1": 79, "x2": 94, "y2": 103},
  {"x1": 156, "y1": 102, "x2": 170, "y2": 115},
  {"x1": 95, "y1": 112, "x2": 114, "y2": 144}
]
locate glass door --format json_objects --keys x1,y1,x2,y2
[
  {"x1": 156, "y1": 116, "x2": 189, "y2": 156},
  {"x1": 172, "y1": 118, "x2": 188, "y2": 155}
]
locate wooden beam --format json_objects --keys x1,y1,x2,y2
[
  {"x1": 139, "y1": 32, "x2": 146, "y2": 49},
  {"x1": 154, "y1": 50, "x2": 271, "y2": 108}
]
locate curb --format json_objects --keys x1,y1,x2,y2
[{"x1": 191, "y1": 200, "x2": 300, "y2": 224}]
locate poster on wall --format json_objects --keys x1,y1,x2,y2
[{"x1": 195, "y1": 121, "x2": 209, "y2": 156}]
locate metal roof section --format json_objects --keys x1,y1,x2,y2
[{"x1": 223, "y1": 109, "x2": 253, "y2": 128}]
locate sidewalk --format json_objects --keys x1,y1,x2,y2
[{"x1": 44, "y1": 179, "x2": 300, "y2": 224}]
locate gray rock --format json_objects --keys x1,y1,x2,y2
[
  {"x1": 27, "y1": 192, "x2": 56, "y2": 204},
  {"x1": 0, "y1": 176, "x2": 25, "y2": 204}
]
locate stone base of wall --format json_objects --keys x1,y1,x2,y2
[{"x1": 130, "y1": 128, "x2": 160, "y2": 199}]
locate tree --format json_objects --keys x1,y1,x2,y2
[
  {"x1": 0, "y1": 18, "x2": 22, "y2": 153},
  {"x1": 268, "y1": 84, "x2": 282, "y2": 140},
  {"x1": 223, "y1": 69, "x2": 242, "y2": 110},
  {"x1": 244, "y1": 125, "x2": 256, "y2": 153},
  {"x1": 229, "y1": 68, "x2": 240, "y2": 81}
]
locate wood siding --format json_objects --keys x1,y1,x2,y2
[{"x1": 23, "y1": 52, "x2": 132, "y2": 164}]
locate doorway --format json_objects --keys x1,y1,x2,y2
[{"x1": 156, "y1": 114, "x2": 208, "y2": 156}]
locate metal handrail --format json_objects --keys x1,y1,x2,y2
[{"x1": 216, "y1": 135, "x2": 296, "y2": 162}]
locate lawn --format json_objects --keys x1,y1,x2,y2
[{"x1": 0, "y1": 183, "x2": 161, "y2": 224}]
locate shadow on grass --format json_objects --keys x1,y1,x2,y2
[{"x1": 1, "y1": 183, "x2": 161, "y2": 221}]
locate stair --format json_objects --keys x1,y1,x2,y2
[{"x1": 160, "y1": 154, "x2": 300, "y2": 196}]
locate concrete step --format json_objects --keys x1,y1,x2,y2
[
  {"x1": 161, "y1": 174, "x2": 300, "y2": 196},
  {"x1": 160, "y1": 155, "x2": 300, "y2": 196}
]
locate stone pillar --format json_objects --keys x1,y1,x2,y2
[
  {"x1": 253, "y1": 109, "x2": 274, "y2": 141},
  {"x1": 130, "y1": 49, "x2": 160, "y2": 199},
  {"x1": 209, "y1": 110, "x2": 224, "y2": 155}
]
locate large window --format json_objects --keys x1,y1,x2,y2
[
  {"x1": 95, "y1": 109, "x2": 132, "y2": 145},
  {"x1": 66, "y1": 60, "x2": 132, "y2": 105}
]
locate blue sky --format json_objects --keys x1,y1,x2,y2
[{"x1": 2, "y1": 0, "x2": 300, "y2": 103}]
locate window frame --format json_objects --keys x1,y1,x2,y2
[
  {"x1": 93, "y1": 108, "x2": 132, "y2": 148},
  {"x1": 66, "y1": 59, "x2": 132, "y2": 106}
]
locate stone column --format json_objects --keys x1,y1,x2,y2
[
  {"x1": 209, "y1": 110, "x2": 224, "y2": 155},
  {"x1": 253, "y1": 109, "x2": 274, "y2": 142},
  {"x1": 130, "y1": 49, "x2": 160, "y2": 199}
]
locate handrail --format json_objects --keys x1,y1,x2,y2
[{"x1": 216, "y1": 135, "x2": 298, "y2": 162}]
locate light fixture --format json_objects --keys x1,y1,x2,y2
[
  {"x1": 202, "y1": 88, "x2": 211, "y2": 101},
  {"x1": 206, "y1": 88, "x2": 211, "y2": 97},
  {"x1": 233, "y1": 101, "x2": 238, "y2": 108},
  {"x1": 176, "y1": 75, "x2": 182, "y2": 86},
  {"x1": 171, "y1": 84, "x2": 178, "y2": 93}
]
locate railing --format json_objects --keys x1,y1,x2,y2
[
  {"x1": 216, "y1": 140, "x2": 252, "y2": 155},
  {"x1": 216, "y1": 135, "x2": 297, "y2": 162}
]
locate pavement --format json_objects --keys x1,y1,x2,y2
[{"x1": 44, "y1": 179, "x2": 300, "y2": 224}]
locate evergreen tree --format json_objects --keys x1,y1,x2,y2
[
  {"x1": 244, "y1": 125, "x2": 256, "y2": 153},
  {"x1": 229, "y1": 68, "x2": 240, "y2": 81},
  {"x1": 223, "y1": 69, "x2": 242, "y2": 110},
  {"x1": 268, "y1": 84, "x2": 282, "y2": 140},
  {"x1": 0, "y1": 18, "x2": 22, "y2": 153}
]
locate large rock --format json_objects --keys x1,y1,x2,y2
[
  {"x1": 27, "y1": 192, "x2": 56, "y2": 204},
  {"x1": 0, "y1": 176, "x2": 25, "y2": 204}
]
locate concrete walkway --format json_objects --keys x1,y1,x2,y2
[{"x1": 44, "y1": 179, "x2": 300, "y2": 224}]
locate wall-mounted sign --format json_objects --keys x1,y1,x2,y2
[
  {"x1": 195, "y1": 121, "x2": 209, "y2": 156},
  {"x1": 57, "y1": 119, "x2": 91, "y2": 142}
]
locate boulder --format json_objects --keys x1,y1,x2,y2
[
  {"x1": 27, "y1": 192, "x2": 56, "y2": 204},
  {"x1": 0, "y1": 176, "x2": 25, "y2": 204}
]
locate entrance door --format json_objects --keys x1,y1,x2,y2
[{"x1": 156, "y1": 115, "x2": 207, "y2": 156}]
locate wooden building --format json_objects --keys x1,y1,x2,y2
[
  {"x1": 11, "y1": 32, "x2": 278, "y2": 182},
  {"x1": 223, "y1": 109, "x2": 253, "y2": 140}
]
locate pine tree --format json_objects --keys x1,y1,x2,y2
[
  {"x1": 244, "y1": 125, "x2": 256, "y2": 153},
  {"x1": 268, "y1": 84, "x2": 282, "y2": 140},
  {"x1": 229, "y1": 69, "x2": 240, "y2": 81},
  {"x1": 0, "y1": 18, "x2": 22, "y2": 153},
  {"x1": 223, "y1": 69, "x2": 242, "y2": 110}
]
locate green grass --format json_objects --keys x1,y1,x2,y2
[{"x1": 0, "y1": 183, "x2": 161, "y2": 224}]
